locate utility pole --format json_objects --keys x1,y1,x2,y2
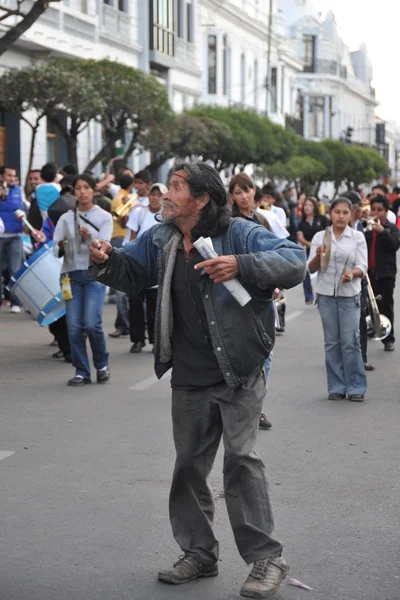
[{"x1": 266, "y1": 0, "x2": 273, "y2": 117}]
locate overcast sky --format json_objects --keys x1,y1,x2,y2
[{"x1": 312, "y1": 0, "x2": 400, "y2": 123}]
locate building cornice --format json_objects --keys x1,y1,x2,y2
[{"x1": 297, "y1": 73, "x2": 379, "y2": 106}]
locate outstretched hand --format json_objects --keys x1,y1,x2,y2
[
  {"x1": 195, "y1": 255, "x2": 239, "y2": 284},
  {"x1": 90, "y1": 239, "x2": 112, "y2": 264}
]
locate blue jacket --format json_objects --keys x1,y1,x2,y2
[
  {"x1": 0, "y1": 185, "x2": 24, "y2": 233},
  {"x1": 89, "y1": 218, "x2": 306, "y2": 389}
]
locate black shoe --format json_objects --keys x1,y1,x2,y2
[
  {"x1": 328, "y1": 393, "x2": 346, "y2": 400},
  {"x1": 130, "y1": 342, "x2": 145, "y2": 353},
  {"x1": 67, "y1": 376, "x2": 91, "y2": 387},
  {"x1": 259, "y1": 413, "x2": 272, "y2": 429},
  {"x1": 384, "y1": 342, "x2": 395, "y2": 351},
  {"x1": 64, "y1": 354, "x2": 72, "y2": 363},
  {"x1": 52, "y1": 350, "x2": 64, "y2": 359},
  {"x1": 158, "y1": 555, "x2": 218, "y2": 585},
  {"x1": 97, "y1": 368, "x2": 110, "y2": 384},
  {"x1": 364, "y1": 362, "x2": 375, "y2": 371},
  {"x1": 349, "y1": 394, "x2": 364, "y2": 402},
  {"x1": 276, "y1": 327, "x2": 285, "y2": 334}
]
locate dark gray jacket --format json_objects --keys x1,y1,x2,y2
[{"x1": 90, "y1": 217, "x2": 306, "y2": 389}]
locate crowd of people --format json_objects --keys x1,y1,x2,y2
[{"x1": 1, "y1": 157, "x2": 400, "y2": 598}]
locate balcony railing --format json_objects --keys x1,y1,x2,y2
[
  {"x1": 304, "y1": 60, "x2": 347, "y2": 79},
  {"x1": 175, "y1": 37, "x2": 196, "y2": 69},
  {"x1": 102, "y1": 4, "x2": 131, "y2": 44}
]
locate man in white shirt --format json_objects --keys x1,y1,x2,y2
[
  {"x1": 126, "y1": 182, "x2": 166, "y2": 354},
  {"x1": 261, "y1": 184, "x2": 288, "y2": 229}
]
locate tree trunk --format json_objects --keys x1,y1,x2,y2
[
  {"x1": 24, "y1": 122, "x2": 40, "y2": 191},
  {"x1": 66, "y1": 137, "x2": 78, "y2": 169},
  {"x1": 84, "y1": 143, "x2": 109, "y2": 173},
  {"x1": 0, "y1": 1, "x2": 60, "y2": 58},
  {"x1": 122, "y1": 135, "x2": 137, "y2": 162},
  {"x1": 144, "y1": 153, "x2": 170, "y2": 178}
]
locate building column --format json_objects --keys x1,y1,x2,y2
[
  {"x1": 324, "y1": 95, "x2": 330, "y2": 138},
  {"x1": 138, "y1": 0, "x2": 150, "y2": 73},
  {"x1": 216, "y1": 32, "x2": 224, "y2": 99},
  {"x1": 190, "y1": 0, "x2": 196, "y2": 43},
  {"x1": 303, "y1": 94, "x2": 309, "y2": 139}
]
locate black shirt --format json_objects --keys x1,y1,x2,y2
[
  {"x1": 171, "y1": 245, "x2": 224, "y2": 390},
  {"x1": 298, "y1": 215, "x2": 329, "y2": 242}
]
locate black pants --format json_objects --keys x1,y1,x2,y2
[
  {"x1": 128, "y1": 288, "x2": 157, "y2": 345},
  {"x1": 360, "y1": 281, "x2": 368, "y2": 363},
  {"x1": 370, "y1": 274, "x2": 395, "y2": 345},
  {"x1": 49, "y1": 316, "x2": 71, "y2": 356}
]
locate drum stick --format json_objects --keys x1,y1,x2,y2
[{"x1": 15, "y1": 209, "x2": 36, "y2": 234}]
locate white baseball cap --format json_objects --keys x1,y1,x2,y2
[{"x1": 150, "y1": 182, "x2": 168, "y2": 195}]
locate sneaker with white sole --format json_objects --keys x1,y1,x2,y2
[
  {"x1": 158, "y1": 555, "x2": 218, "y2": 585},
  {"x1": 240, "y1": 556, "x2": 289, "y2": 598},
  {"x1": 10, "y1": 305, "x2": 22, "y2": 314}
]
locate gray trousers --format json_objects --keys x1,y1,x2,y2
[{"x1": 169, "y1": 369, "x2": 283, "y2": 566}]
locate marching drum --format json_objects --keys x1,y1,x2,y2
[{"x1": 7, "y1": 242, "x2": 65, "y2": 326}]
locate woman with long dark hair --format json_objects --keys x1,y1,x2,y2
[
  {"x1": 309, "y1": 198, "x2": 367, "y2": 401},
  {"x1": 297, "y1": 197, "x2": 329, "y2": 304},
  {"x1": 53, "y1": 174, "x2": 113, "y2": 386}
]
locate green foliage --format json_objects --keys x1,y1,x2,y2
[{"x1": 268, "y1": 156, "x2": 327, "y2": 189}]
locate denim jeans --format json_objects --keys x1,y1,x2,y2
[
  {"x1": 262, "y1": 353, "x2": 273, "y2": 411},
  {"x1": 170, "y1": 369, "x2": 283, "y2": 566},
  {"x1": 0, "y1": 236, "x2": 23, "y2": 306},
  {"x1": 111, "y1": 237, "x2": 129, "y2": 333},
  {"x1": 318, "y1": 294, "x2": 367, "y2": 396},
  {"x1": 65, "y1": 270, "x2": 109, "y2": 379},
  {"x1": 303, "y1": 271, "x2": 314, "y2": 303}
]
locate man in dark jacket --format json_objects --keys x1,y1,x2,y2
[
  {"x1": 89, "y1": 162, "x2": 306, "y2": 599},
  {"x1": 365, "y1": 195, "x2": 400, "y2": 351}
]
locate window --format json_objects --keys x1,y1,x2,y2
[
  {"x1": 118, "y1": 0, "x2": 127, "y2": 11},
  {"x1": 270, "y1": 67, "x2": 277, "y2": 113},
  {"x1": 240, "y1": 53, "x2": 245, "y2": 104},
  {"x1": 150, "y1": 0, "x2": 175, "y2": 56},
  {"x1": 222, "y1": 35, "x2": 228, "y2": 96},
  {"x1": 308, "y1": 96, "x2": 325, "y2": 138},
  {"x1": 186, "y1": 1, "x2": 192, "y2": 42},
  {"x1": 253, "y1": 59, "x2": 258, "y2": 108},
  {"x1": 47, "y1": 120, "x2": 57, "y2": 163},
  {"x1": 302, "y1": 34, "x2": 316, "y2": 72},
  {"x1": 208, "y1": 35, "x2": 217, "y2": 94}
]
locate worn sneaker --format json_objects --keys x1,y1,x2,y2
[
  {"x1": 240, "y1": 556, "x2": 289, "y2": 598},
  {"x1": 10, "y1": 305, "x2": 22, "y2": 314},
  {"x1": 158, "y1": 555, "x2": 218, "y2": 585},
  {"x1": 259, "y1": 413, "x2": 272, "y2": 430}
]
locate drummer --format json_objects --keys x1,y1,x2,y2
[{"x1": 53, "y1": 174, "x2": 113, "y2": 387}]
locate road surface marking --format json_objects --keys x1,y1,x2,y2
[
  {"x1": 0, "y1": 451, "x2": 15, "y2": 461},
  {"x1": 286, "y1": 310, "x2": 304, "y2": 322},
  {"x1": 129, "y1": 373, "x2": 169, "y2": 391}
]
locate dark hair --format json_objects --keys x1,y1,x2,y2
[
  {"x1": 372, "y1": 183, "x2": 388, "y2": 194},
  {"x1": 0, "y1": 164, "x2": 16, "y2": 175},
  {"x1": 40, "y1": 162, "x2": 58, "y2": 183},
  {"x1": 73, "y1": 173, "x2": 97, "y2": 191},
  {"x1": 262, "y1": 183, "x2": 280, "y2": 201},
  {"x1": 393, "y1": 186, "x2": 400, "y2": 195},
  {"x1": 60, "y1": 175, "x2": 75, "y2": 195},
  {"x1": 330, "y1": 197, "x2": 352, "y2": 212},
  {"x1": 370, "y1": 194, "x2": 389, "y2": 211},
  {"x1": 120, "y1": 174, "x2": 134, "y2": 191},
  {"x1": 29, "y1": 169, "x2": 41, "y2": 175},
  {"x1": 302, "y1": 197, "x2": 320, "y2": 219},
  {"x1": 62, "y1": 163, "x2": 78, "y2": 176},
  {"x1": 170, "y1": 162, "x2": 231, "y2": 238},
  {"x1": 342, "y1": 190, "x2": 361, "y2": 206},
  {"x1": 135, "y1": 169, "x2": 152, "y2": 184},
  {"x1": 228, "y1": 173, "x2": 254, "y2": 194},
  {"x1": 254, "y1": 185, "x2": 263, "y2": 204}
]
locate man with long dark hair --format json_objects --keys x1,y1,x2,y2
[{"x1": 89, "y1": 162, "x2": 306, "y2": 598}]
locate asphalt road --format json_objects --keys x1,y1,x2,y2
[{"x1": 0, "y1": 281, "x2": 399, "y2": 600}]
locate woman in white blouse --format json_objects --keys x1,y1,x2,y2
[{"x1": 308, "y1": 197, "x2": 368, "y2": 401}]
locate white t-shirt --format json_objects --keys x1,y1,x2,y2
[
  {"x1": 257, "y1": 208, "x2": 289, "y2": 239},
  {"x1": 126, "y1": 207, "x2": 158, "y2": 239},
  {"x1": 271, "y1": 205, "x2": 287, "y2": 228},
  {"x1": 387, "y1": 209, "x2": 396, "y2": 224},
  {"x1": 123, "y1": 197, "x2": 150, "y2": 245}
]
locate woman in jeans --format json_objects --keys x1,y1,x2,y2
[
  {"x1": 53, "y1": 174, "x2": 113, "y2": 387},
  {"x1": 308, "y1": 197, "x2": 368, "y2": 401},
  {"x1": 297, "y1": 197, "x2": 329, "y2": 304}
]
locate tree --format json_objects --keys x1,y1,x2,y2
[
  {"x1": 144, "y1": 113, "x2": 233, "y2": 175},
  {"x1": 0, "y1": 1, "x2": 61, "y2": 57},
  {"x1": 268, "y1": 156, "x2": 327, "y2": 194},
  {"x1": 0, "y1": 64, "x2": 63, "y2": 180},
  {"x1": 83, "y1": 59, "x2": 174, "y2": 172}
]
